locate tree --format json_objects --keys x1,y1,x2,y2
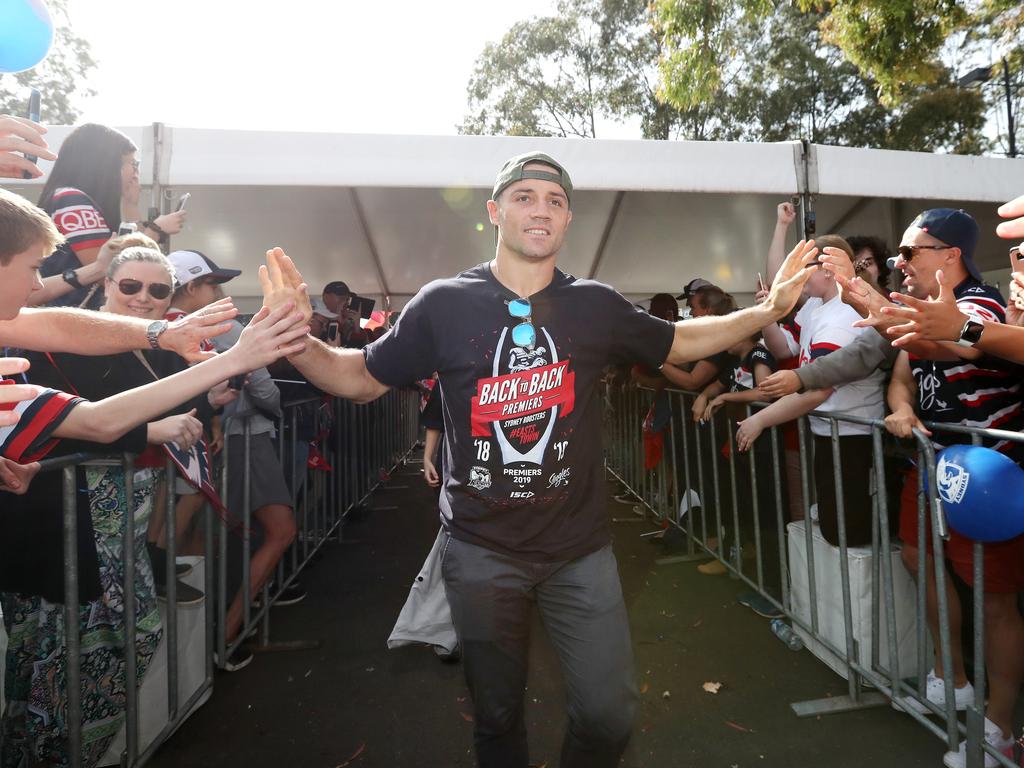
[
  {"x1": 0, "y1": 0, "x2": 96, "y2": 124},
  {"x1": 718, "y1": 5, "x2": 988, "y2": 153},
  {"x1": 651, "y1": 0, "x2": 990, "y2": 153},
  {"x1": 460, "y1": 0, "x2": 718, "y2": 140},
  {"x1": 464, "y1": 0, "x2": 989, "y2": 153}
]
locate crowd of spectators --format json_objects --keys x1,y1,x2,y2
[
  {"x1": 2, "y1": 107, "x2": 1024, "y2": 768},
  {"x1": 0, "y1": 116, "x2": 315, "y2": 766},
  {"x1": 625, "y1": 194, "x2": 1024, "y2": 767}
]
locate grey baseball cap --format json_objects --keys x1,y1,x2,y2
[{"x1": 492, "y1": 151, "x2": 573, "y2": 206}]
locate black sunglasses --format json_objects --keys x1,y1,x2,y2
[
  {"x1": 116, "y1": 278, "x2": 172, "y2": 300},
  {"x1": 896, "y1": 244, "x2": 951, "y2": 264}
]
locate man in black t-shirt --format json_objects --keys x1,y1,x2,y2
[{"x1": 259, "y1": 152, "x2": 818, "y2": 767}]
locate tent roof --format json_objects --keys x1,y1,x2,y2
[{"x1": 13, "y1": 127, "x2": 1024, "y2": 309}]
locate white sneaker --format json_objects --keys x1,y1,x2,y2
[
  {"x1": 942, "y1": 717, "x2": 1014, "y2": 768},
  {"x1": 893, "y1": 669, "x2": 974, "y2": 715}
]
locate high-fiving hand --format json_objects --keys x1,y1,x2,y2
[
  {"x1": 881, "y1": 269, "x2": 966, "y2": 346},
  {"x1": 764, "y1": 240, "x2": 819, "y2": 319},
  {"x1": 259, "y1": 247, "x2": 313, "y2": 327}
]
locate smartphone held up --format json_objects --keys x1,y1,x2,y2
[
  {"x1": 1010, "y1": 246, "x2": 1024, "y2": 312},
  {"x1": 21, "y1": 88, "x2": 41, "y2": 179}
]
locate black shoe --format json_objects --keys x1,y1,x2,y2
[
  {"x1": 148, "y1": 544, "x2": 192, "y2": 582},
  {"x1": 254, "y1": 582, "x2": 306, "y2": 607},
  {"x1": 156, "y1": 579, "x2": 205, "y2": 606},
  {"x1": 272, "y1": 583, "x2": 306, "y2": 606},
  {"x1": 215, "y1": 646, "x2": 254, "y2": 672},
  {"x1": 736, "y1": 591, "x2": 784, "y2": 619}
]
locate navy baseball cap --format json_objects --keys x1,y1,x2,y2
[{"x1": 910, "y1": 208, "x2": 981, "y2": 281}]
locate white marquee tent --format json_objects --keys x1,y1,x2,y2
[{"x1": 11, "y1": 125, "x2": 1024, "y2": 311}]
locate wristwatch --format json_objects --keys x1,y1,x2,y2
[
  {"x1": 142, "y1": 220, "x2": 166, "y2": 237},
  {"x1": 62, "y1": 268, "x2": 83, "y2": 290},
  {"x1": 146, "y1": 319, "x2": 169, "y2": 350},
  {"x1": 956, "y1": 318, "x2": 985, "y2": 348}
]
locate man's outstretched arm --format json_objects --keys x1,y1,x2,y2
[
  {"x1": 286, "y1": 338, "x2": 390, "y2": 403},
  {"x1": 259, "y1": 247, "x2": 390, "y2": 403},
  {"x1": 666, "y1": 240, "x2": 818, "y2": 365}
]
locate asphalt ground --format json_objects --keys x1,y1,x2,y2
[{"x1": 150, "y1": 456, "x2": 962, "y2": 768}]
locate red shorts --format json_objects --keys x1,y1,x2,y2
[{"x1": 899, "y1": 466, "x2": 1024, "y2": 593}]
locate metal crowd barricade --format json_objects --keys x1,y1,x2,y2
[
  {"x1": 4, "y1": 388, "x2": 419, "y2": 768},
  {"x1": 604, "y1": 382, "x2": 1021, "y2": 768}
]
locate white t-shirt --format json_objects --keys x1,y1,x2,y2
[{"x1": 786, "y1": 295, "x2": 885, "y2": 436}]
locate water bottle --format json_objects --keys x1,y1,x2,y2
[{"x1": 770, "y1": 618, "x2": 804, "y2": 651}]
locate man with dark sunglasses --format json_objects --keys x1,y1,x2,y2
[
  {"x1": 881, "y1": 209, "x2": 1024, "y2": 766},
  {"x1": 259, "y1": 151, "x2": 817, "y2": 768}
]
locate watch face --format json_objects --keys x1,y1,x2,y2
[{"x1": 960, "y1": 320, "x2": 984, "y2": 346}]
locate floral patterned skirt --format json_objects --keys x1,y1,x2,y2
[{"x1": 1, "y1": 467, "x2": 164, "y2": 768}]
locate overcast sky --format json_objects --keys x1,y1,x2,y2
[{"x1": 66, "y1": 1, "x2": 584, "y2": 135}]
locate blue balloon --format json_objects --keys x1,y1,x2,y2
[
  {"x1": 0, "y1": 0, "x2": 54, "y2": 74},
  {"x1": 935, "y1": 445, "x2": 1024, "y2": 543}
]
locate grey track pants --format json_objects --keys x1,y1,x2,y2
[{"x1": 441, "y1": 534, "x2": 638, "y2": 768}]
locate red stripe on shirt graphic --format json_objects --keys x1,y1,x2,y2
[{"x1": 470, "y1": 361, "x2": 576, "y2": 437}]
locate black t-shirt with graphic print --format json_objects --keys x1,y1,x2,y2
[
  {"x1": 720, "y1": 344, "x2": 777, "y2": 392},
  {"x1": 364, "y1": 263, "x2": 676, "y2": 562}
]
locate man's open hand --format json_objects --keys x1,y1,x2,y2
[
  {"x1": 260, "y1": 247, "x2": 313, "y2": 326},
  {"x1": 882, "y1": 269, "x2": 965, "y2": 347},
  {"x1": 765, "y1": 239, "x2": 819, "y2": 319}
]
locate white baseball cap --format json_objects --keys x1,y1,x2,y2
[{"x1": 167, "y1": 250, "x2": 241, "y2": 288}]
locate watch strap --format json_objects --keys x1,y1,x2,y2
[
  {"x1": 956, "y1": 318, "x2": 984, "y2": 347},
  {"x1": 143, "y1": 220, "x2": 166, "y2": 237},
  {"x1": 62, "y1": 268, "x2": 83, "y2": 290},
  {"x1": 146, "y1": 320, "x2": 168, "y2": 350}
]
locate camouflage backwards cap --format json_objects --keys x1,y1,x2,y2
[{"x1": 492, "y1": 151, "x2": 573, "y2": 207}]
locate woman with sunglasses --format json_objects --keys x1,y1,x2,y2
[
  {"x1": 3, "y1": 246, "x2": 231, "y2": 768},
  {"x1": 35, "y1": 123, "x2": 186, "y2": 309}
]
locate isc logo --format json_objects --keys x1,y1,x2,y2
[{"x1": 509, "y1": 491, "x2": 535, "y2": 499}]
